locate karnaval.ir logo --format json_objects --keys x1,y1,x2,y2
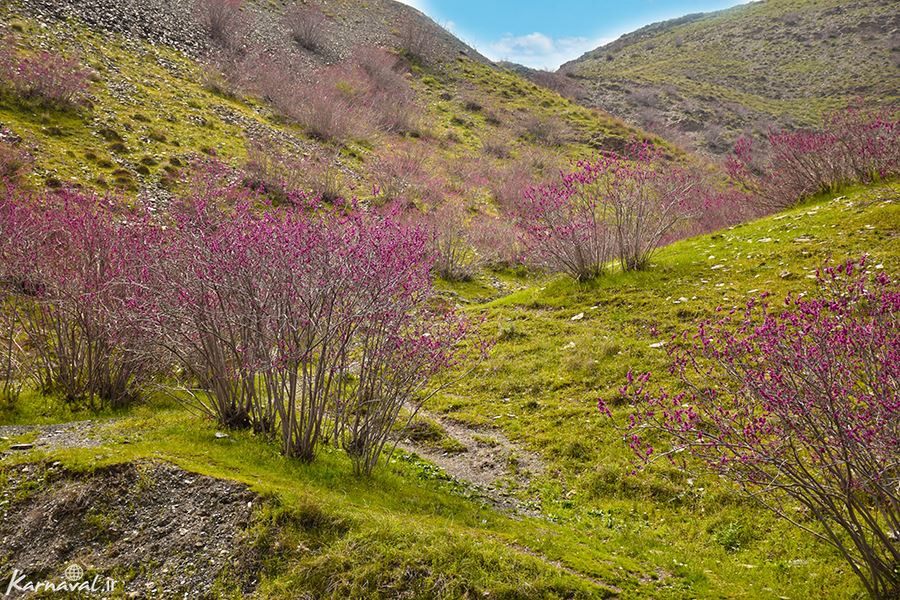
[{"x1": 4, "y1": 563, "x2": 119, "y2": 596}]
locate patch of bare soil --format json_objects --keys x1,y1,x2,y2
[
  {"x1": 0, "y1": 461, "x2": 260, "y2": 598},
  {"x1": 397, "y1": 410, "x2": 545, "y2": 514}
]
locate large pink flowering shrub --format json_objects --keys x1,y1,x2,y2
[
  {"x1": 726, "y1": 103, "x2": 899, "y2": 209},
  {"x1": 518, "y1": 143, "x2": 702, "y2": 279},
  {"x1": 602, "y1": 257, "x2": 899, "y2": 598}
]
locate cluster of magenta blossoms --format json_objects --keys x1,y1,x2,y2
[
  {"x1": 726, "y1": 102, "x2": 899, "y2": 209},
  {"x1": 602, "y1": 257, "x2": 899, "y2": 598},
  {"x1": 517, "y1": 142, "x2": 706, "y2": 280},
  {"x1": 0, "y1": 187, "x2": 156, "y2": 407},
  {"x1": 0, "y1": 36, "x2": 90, "y2": 109},
  {"x1": 0, "y1": 168, "x2": 470, "y2": 475}
]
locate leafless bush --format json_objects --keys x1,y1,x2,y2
[
  {"x1": 469, "y1": 214, "x2": 521, "y2": 268},
  {"x1": 371, "y1": 145, "x2": 429, "y2": 203},
  {"x1": 420, "y1": 202, "x2": 481, "y2": 281},
  {"x1": 244, "y1": 140, "x2": 347, "y2": 202},
  {"x1": 481, "y1": 133, "x2": 512, "y2": 159},
  {"x1": 399, "y1": 20, "x2": 436, "y2": 62},
  {"x1": 241, "y1": 49, "x2": 296, "y2": 104},
  {"x1": 284, "y1": 3, "x2": 328, "y2": 51},
  {"x1": 525, "y1": 70, "x2": 581, "y2": 99},
  {"x1": 356, "y1": 47, "x2": 419, "y2": 134},
  {"x1": 303, "y1": 151, "x2": 346, "y2": 202},
  {"x1": 294, "y1": 86, "x2": 369, "y2": 142},
  {"x1": 244, "y1": 140, "x2": 305, "y2": 197},
  {"x1": 194, "y1": 0, "x2": 245, "y2": 48},
  {"x1": 485, "y1": 148, "x2": 564, "y2": 212},
  {"x1": 629, "y1": 87, "x2": 661, "y2": 108},
  {"x1": 521, "y1": 114, "x2": 570, "y2": 146},
  {"x1": 0, "y1": 136, "x2": 32, "y2": 188}
]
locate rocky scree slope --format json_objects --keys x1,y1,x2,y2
[{"x1": 16, "y1": 0, "x2": 486, "y2": 65}]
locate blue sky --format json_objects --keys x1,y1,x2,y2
[{"x1": 397, "y1": 0, "x2": 747, "y2": 70}]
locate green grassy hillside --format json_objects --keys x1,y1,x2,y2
[
  {"x1": 1, "y1": 0, "x2": 897, "y2": 596},
  {"x1": 559, "y1": 0, "x2": 899, "y2": 154},
  {"x1": 3, "y1": 183, "x2": 896, "y2": 598},
  {"x1": 0, "y1": 1, "x2": 658, "y2": 207}
]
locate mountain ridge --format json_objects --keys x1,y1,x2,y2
[{"x1": 558, "y1": 0, "x2": 899, "y2": 154}]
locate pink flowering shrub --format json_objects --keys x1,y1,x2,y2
[
  {"x1": 602, "y1": 257, "x2": 899, "y2": 598},
  {"x1": 0, "y1": 164, "x2": 467, "y2": 474},
  {"x1": 0, "y1": 37, "x2": 90, "y2": 110},
  {"x1": 516, "y1": 167, "x2": 613, "y2": 281},
  {"x1": 0, "y1": 188, "x2": 155, "y2": 408},
  {"x1": 518, "y1": 143, "x2": 700, "y2": 279},
  {"x1": 593, "y1": 143, "x2": 701, "y2": 271},
  {"x1": 136, "y1": 164, "x2": 468, "y2": 472},
  {"x1": 726, "y1": 103, "x2": 899, "y2": 209},
  {"x1": 13, "y1": 52, "x2": 91, "y2": 108}
]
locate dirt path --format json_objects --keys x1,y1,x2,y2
[
  {"x1": 0, "y1": 420, "x2": 104, "y2": 455},
  {"x1": 2, "y1": 413, "x2": 547, "y2": 515},
  {"x1": 396, "y1": 409, "x2": 546, "y2": 515}
]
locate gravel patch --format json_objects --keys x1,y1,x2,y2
[{"x1": 0, "y1": 460, "x2": 260, "y2": 598}]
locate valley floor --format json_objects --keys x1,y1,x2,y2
[{"x1": 1, "y1": 183, "x2": 897, "y2": 598}]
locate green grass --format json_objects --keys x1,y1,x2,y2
[
  {"x1": 1, "y1": 2, "x2": 897, "y2": 596},
  {"x1": 3, "y1": 184, "x2": 896, "y2": 598},
  {"x1": 428, "y1": 183, "x2": 899, "y2": 597}
]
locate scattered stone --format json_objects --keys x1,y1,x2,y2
[
  {"x1": 8, "y1": 443, "x2": 33, "y2": 451},
  {"x1": 570, "y1": 312, "x2": 584, "y2": 321},
  {"x1": 214, "y1": 432, "x2": 229, "y2": 439}
]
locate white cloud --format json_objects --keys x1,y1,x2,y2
[
  {"x1": 484, "y1": 32, "x2": 613, "y2": 70},
  {"x1": 394, "y1": 0, "x2": 427, "y2": 11}
]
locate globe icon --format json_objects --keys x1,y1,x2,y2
[{"x1": 64, "y1": 563, "x2": 84, "y2": 582}]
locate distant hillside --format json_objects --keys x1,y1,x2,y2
[
  {"x1": 1, "y1": 0, "x2": 661, "y2": 211},
  {"x1": 560, "y1": 0, "x2": 900, "y2": 154}
]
